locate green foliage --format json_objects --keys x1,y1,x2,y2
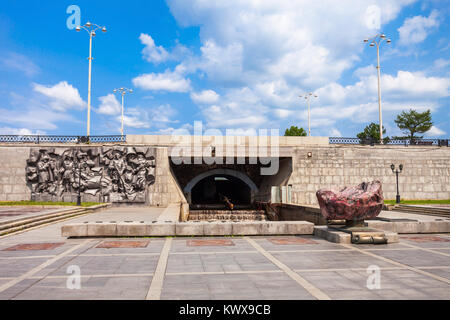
[
  {"x1": 356, "y1": 122, "x2": 389, "y2": 143},
  {"x1": 394, "y1": 109, "x2": 433, "y2": 140},
  {"x1": 284, "y1": 126, "x2": 307, "y2": 136}
]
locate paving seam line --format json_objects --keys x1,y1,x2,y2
[
  {"x1": 244, "y1": 237, "x2": 331, "y2": 300},
  {"x1": 0, "y1": 240, "x2": 93, "y2": 294},
  {"x1": 397, "y1": 242, "x2": 450, "y2": 257},
  {"x1": 340, "y1": 244, "x2": 450, "y2": 284},
  {"x1": 146, "y1": 238, "x2": 172, "y2": 300}
]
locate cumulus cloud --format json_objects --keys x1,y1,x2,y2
[
  {"x1": 398, "y1": 10, "x2": 440, "y2": 45},
  {"x1": 424, "y1": 126, "x2": 446, "y2": 137},
  {"x1": 97, "y1": 94, "x2": 121, "y2": 115},
  {"x1": 190, "y1": 90, "x2": 220, "y2": 104},
  {"x1": 0, "y1": 127, "x2": 46, "y2": 135},
  {"x1": 33, "y1": 81, "x2": 85, "y2": 111},
  {"x1": 139, "y1": 33, "x2": 170, "y2": 63},
  {"x1": 162, "y1": 0, "x2": 424, "y2": 131},
  {"x1": 133, "y1": 69, "x2": 191, "y2": 92}
]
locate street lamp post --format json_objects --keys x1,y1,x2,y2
[
  {"x1": 113, "y1": 88, "x2": 133, "y2": 137},
  {"x1": 76, "y1": 160, "x2": 82, "y2": 206},
  {"x1": 299, "y1": 93, "x2": 318, "y2": 137},
  {"x1": 391, "y1": 164, "x2": 403, "y2": 204},
  {"x1": 364, "y1": 34, "x2": 391, "y2": 144},
  {"x1": 75, "y1": 22, "x2": 107, "y2": 137}
]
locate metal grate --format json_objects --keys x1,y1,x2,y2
[
  {"x1": 0, "y1": 135, "x2": 126, "y2": 144},
  {"x1": 329, "y1": 137, "x2": 449, "y2": 147}
]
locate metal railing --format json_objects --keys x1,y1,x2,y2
[
  {"x1": 329, "y1": 137, "x2": 449, "y2": 147},
  {"x1": 0, "y1": 135, "x2": 126, "y2": 144}
]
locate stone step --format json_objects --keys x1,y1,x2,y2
[
  {"x1": 61, "y1": 220, "x2": 314, "y2": 237},
  {"x1": 0, "y1": 204, "x2": 110, "y2": 236}
]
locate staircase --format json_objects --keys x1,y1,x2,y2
[
  {"x1": 391, "y1": 204, "x2": 450, "y2": 218},
  {"x1": 0, "y1": 204, "x2": 109, "y2": 237}
]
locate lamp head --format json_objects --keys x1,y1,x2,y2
[
  {"x1": 380, "y1": 34, "x2": 386, "y2": 39},
  {"x1": 370, "y1": 42, "x2": 375, "y2": 47},
  {"x1": 86, "y1": 22, "x2": 92, "y2": 27},
  {"x1": 91, "y1": 31, "x2": 96, "y2": 37},
  {"x1": 391, "y1": 164, "x2": 395, "y2": 172},
  {"x1": 129, "y1": 89, "x2": 133, "y2": 93},
  {"x1": 399, "y1": 164, "x2": 403, "y2": 172},
  {"x1": 364, "y1": 39, "x2": 369, "y2": 43},
  {"x1": 102, "y1": 27, "x2": 107, "y2": 33},
  {"x1": 113, "y1": 89, "x2": 117, "y2": 93},
  {"x1": 75, "y1": 26, "x2": 81, "y2": 32},
  {"x1": 387, "y1": 39, "x2": 392, "y2": 44}
]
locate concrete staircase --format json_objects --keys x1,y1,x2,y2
[
  {"x1": 0, "y1": 204, "x2": 110, "y2": 237},
  {"x1": 392, "y1": 204, "x2": 450, "y2": 218}
]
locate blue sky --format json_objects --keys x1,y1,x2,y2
[{"x1": 0, "y1": 0, "x2": 449, "y2": 137}]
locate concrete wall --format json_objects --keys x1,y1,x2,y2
[
  {"x1": 1, "y1": 144, "x2": 449, "y2": 206},
  {"x1": 288, "y1": 145, "x2": 450, "y2": 205},
  {"x1": 147, "y1": 147, "x2": 186, "y2": 207},
  {"x1": 0, "y1": 147, "x2": 30, "y2": 201}
]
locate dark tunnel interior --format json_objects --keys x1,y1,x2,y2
[{"x1": 191, "y1": 175, "x2": 251, "y2": 206}]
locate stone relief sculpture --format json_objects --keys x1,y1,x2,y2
[{"x1": 26, "y1": 146, "x2": 156, "y2": 203}]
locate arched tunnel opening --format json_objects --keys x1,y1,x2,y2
[{"x1": 191, "y1": 174, "x2": 252, "y2": 208}]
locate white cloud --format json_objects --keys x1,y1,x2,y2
[
  {"x1": 424, "y1": 126, "x2": 446, "y2": 137},
  {"x1": 133, "y1": 69, "x2": 191, "y2": 92},
  {"x1": 164, "y1": 0, "x2": 420, "y2": 133},
  {"x1": 0, "y1": 106, "x2": 75, "y2": 130},
  {"x1": 33, "y1": 81, "x2": 85, "y2": 111},
  {"x1": 97, "y1": 94, "x2": 121, "y2": 115},
  {"x1": 190, "y1": 90, "x2": 220, "y2": 104},
  {"x1": 0, "y1": 52, "x2": 40, "y2": 77},
  {"x1": 0, "y1": 127, "x2": 46, "y2": 135},
  {"x1": 139, "y1": 33, "x2": 170, "y2": 63},
  {"x1": 329, "y1": 128, "x2": 342, "y2": 137},
  {"x1": 398, "y1": 10, "x2": 440, "y2": 45}
]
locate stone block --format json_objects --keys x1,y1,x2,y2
[
  {"x1": 176, "y1": 222, "x2": 205, "y2": 236},
  {"x1": 232, "y1": 222, "x2": 262, "y2": 235},
  {"x1": 419, "y1": 221, "x2": 450, "y2": 234},
  {"x1": 146, "y1": 222, "x2": 175, "y2": 236},
  {"x1": 117, "y1": 222, "x2": 147, "y2": 237},
  {"x1": 203, "y1": 222, "x2": 233, "y2": 236},
  {"x1": 314, "y1": 226, "x2": 351, "y2": 244},
  {"x1": 259, "y1": 222, "x2": 287, "y2": 235},
  {"x1": 62, "y1": 224, "x2": 88, "y2": 237},
  {"x1": 285, "y1": 221, "x2": 315, "y2": 235},
  {"x1": 87, "y1": 222, "x2": 117, "y2": 237}
]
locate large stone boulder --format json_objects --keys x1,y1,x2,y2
[{"x1": 316, "y1": 181, "x2": 383, "y2": 221}]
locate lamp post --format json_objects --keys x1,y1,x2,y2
[
  {"x1": 299, "y1": 93, "x2": 318, "y2": 137},
  {"x1": 76, "y1": 160, "x2": 82, "y2": 206},
  {"x1": 391, "y1": 164, "x2": 403, "y2": 204},
  {"x1": 113, "y1": 88, "x2": 133, "y2": 137},
  {"x1": 364, "y1": 34, "x2": 391, "y2": 144},
  {"x1": 75, "y1": 22, "x2": 107, "y2": 137}
]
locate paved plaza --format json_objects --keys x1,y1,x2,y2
[{"x1": 0, "y1": 207, "x2": 448, "y2": 300}]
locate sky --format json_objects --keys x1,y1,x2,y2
[{"x1": 0, "y1": 0, "x2": 449, "y2": 138}]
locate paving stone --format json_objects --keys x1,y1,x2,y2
[
  {"x1": 187, "y1": 239, "x2": 235, "y2": 247},
  {"x1": 96, "y1": 240, "x2": 150, "y2": 249},
  {"x1": 2, "y1": 243, "x2": 65, "y2": 251}
]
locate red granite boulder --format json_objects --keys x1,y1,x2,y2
[{"x1": 316, "y1": 181, "x2": 384, "y2": 221}]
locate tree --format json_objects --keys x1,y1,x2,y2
[
  {"x1": 394, "y1": 109, "x2": 433, "y2": 140},
  {"x1": 356, "y1": 122, "x2": 389, "y2": 144},
  {"x1": 284, "y1": 126, "x2": 307, "y2": 136}
]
